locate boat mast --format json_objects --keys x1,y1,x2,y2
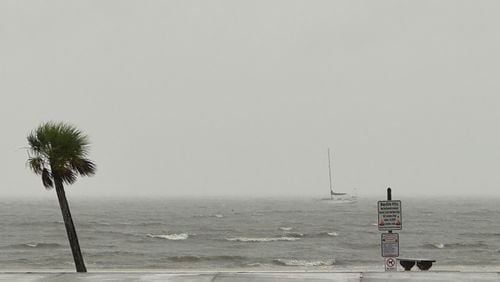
[{"x1": 328, "y1": 148, "x2": 334, "y2": 199}]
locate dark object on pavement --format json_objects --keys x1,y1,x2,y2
[{"x1": 398, "y1": 258, "x2": 436, "y2": 271}]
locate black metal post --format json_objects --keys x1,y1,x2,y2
[{"x1": 387, "y1": 187, "x2": 392, "y2": 234}]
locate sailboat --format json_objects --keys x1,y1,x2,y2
[{"x1": 322, "y1": 148, "x2": 357, "y2": 203}]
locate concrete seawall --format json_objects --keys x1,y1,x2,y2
[{"x1": 0, "y1": 272, "x2": 499, "y2": 282}]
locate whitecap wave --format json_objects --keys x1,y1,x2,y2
[
  {"x1": 317, "y1": 231, "x2": 339, "y2": 237},
  {"x1": 274, "y1": 258, "x2": 336, "y2": 266},
  {"x1": 434, "y1": 243, "x2": 445, "y2": 249},
  {"x1": 193, "y1": 214, "x2": 224, "y2": 218},
  {"x1": 422, "y1": 242, "x2": 487, "y2": 249},
  {"x1": 14, "y1": 243, "x2": 63, "y2": 249},
  {"x1": 284, "y1": 232, "x2": 304, "y2": 238},
  {"x1": 279, "y1": 227, "x2": 293, "y2": 231},
  {"x1": 245, "y1": 262, "x2": 264, "y2": 267},
  {"x1": 226, "y1": 237, "x2": 300, "y2": 242},
  {"x1": 422, "y1": 243, "x2": 445, "y2": 249},
  {"x1": 147, "y1": 233, "x2": 189, "y2": 240}
]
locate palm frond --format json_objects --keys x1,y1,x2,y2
[
  {"x1": 27, "y1": 133, "x2": 43, "y2": 155},
  {"x1": 60, "y1": 169, "x2": 77, "y2": 185},
  {"x1": 42, "y1": 168, "x2": 54, "y2": 189},
  {"x1": 27, "y1": 157, "x2": 45, "y2": 175},
  {"x1": 71, "y1": 158, "x2": 96, "y2": 176}
]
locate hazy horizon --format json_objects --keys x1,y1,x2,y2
[{"x1": 2, "y1": 1, "x2": 500, "y2": 198}]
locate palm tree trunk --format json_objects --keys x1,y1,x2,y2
[{"x1": 54, "y1": 176, "x2": 87, "y2": 272}]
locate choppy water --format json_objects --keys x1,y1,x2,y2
[{"x1": 1, "y1": 196, "x2": 499, "y2": 271}]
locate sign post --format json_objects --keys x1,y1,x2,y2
[
  {"x1": 381, "y1": 233, "x2": 399, "y2": 257},
  {"x1": 378, "y1": 187, "x2": 401, "y2": 271}
]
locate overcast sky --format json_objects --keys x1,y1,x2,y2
[{"x1": 1, "y1": 1, "x2": 500, "y2": 198}]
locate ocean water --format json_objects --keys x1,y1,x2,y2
[{"x1": 1, "y1": 196, "x2": 499, "y2": 271}]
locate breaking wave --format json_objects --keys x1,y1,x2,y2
[
  {"x1": 192, "y1": 214, "x2": 224, "y2": 218},
  {"x1": 147, "y1": 233, "x2": 189, "y2": 240},
  {"x1": 283, "y1": 232, "x2": 303, "y2": 238},
  {"x1": 287, "y1": 231, "x2": 340, "y2": 238},
  {"x1": 315, "y1": 231, "x2": 339, "y2": 237},
  {"x1": 226, "y1": 237, "x2": 300, "y2": 242},
  {"x1": 169, "y1": 255, "x2": 246, "y2": 262},
  {"x1": 423, "y1": 243, "x2": 445, "y2": 249},
  {"x1": 2, "y1": 243, "x2": 64, "y2": 249},
  {"x1": 279, "y1": 227, "x2": 293, "y2": 231},
  {"x1": 421, "y1": 242, "x2": 488, "y2": 249}
]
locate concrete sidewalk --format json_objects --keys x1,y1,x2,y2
[{"x1": 0, "y1": 272, "x2": 499, "y2": 282}]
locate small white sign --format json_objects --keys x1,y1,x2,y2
[
  {"x1": 381, "y1": 233, "x2": 399, "y2": 257},
  {"x1": 384, "y1": 257, "x2": 397, "y2": 272},
  {"x1": 378, "y1": 200, "x2": 402, "y2": 231}
]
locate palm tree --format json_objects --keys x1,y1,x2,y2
[{"x1": 27, "y1": 122, "x2": 96, "y2": 272}]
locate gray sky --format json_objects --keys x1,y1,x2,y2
[{"x1": 1, "y1": 1, "x2": 500, "y2": 198}]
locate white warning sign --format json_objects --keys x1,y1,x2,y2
[
  {"x1": 384, "y1": 257, "x2": 397, "y2": 271},
  {"x1": 378, "y1": 200, "x2": 402, "y2": 231},
  {"x1": 381, "y1": 233, "x2": 399, "y2": 257}
]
